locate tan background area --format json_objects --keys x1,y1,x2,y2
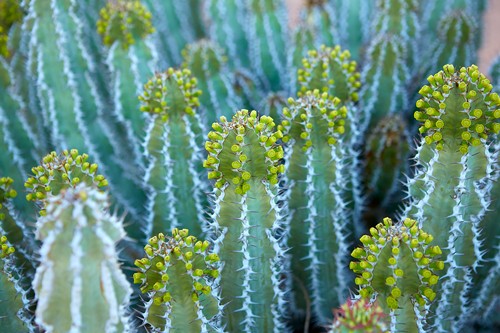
[{"x1": 285, "y1": 0, "x2": 500, "y2": 74}]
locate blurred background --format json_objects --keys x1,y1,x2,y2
[{"x1": 285, "y1": 0, "x2": 500, "y2": 74}]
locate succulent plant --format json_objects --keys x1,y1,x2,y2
[{"x1": 329, "y1": 298, "x2": 389, "y2": 333}]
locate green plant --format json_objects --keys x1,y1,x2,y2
[{"x1": 0, "y1": 0, "x2": 498, "y2": 332}]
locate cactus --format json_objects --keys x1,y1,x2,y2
[
  {"x1": 0, "y1": 0, "x2": 23, "y2": 57},
  {"x1": 133, "y1": 228, "x2": 222, "y2": 332},
  {"x1": 350, "y1": 217, "x2": 444, "y2": 332},
  {"x1": 329, "y1": 299, "x2": 389, "y2": 333},
  {"x1": 402, "y1": 64, "x2": 500, "y2": 331},
  {"x1": 279, "y1": 90, "x2": 356, "y2": 323},
  {"x1": 33, "y1": 183, "x2": 133, "y2": 332},
  {"x1": 204, "y1": 110, "x2": 289, "y2": 332},
  {"x1": 491, "y1": 55, "x2": 500, "y2": 92},
  {"x1": 139, "y1": 68, "x2": 208, "y2": 238}
]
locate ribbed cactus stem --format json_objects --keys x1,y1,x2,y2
[
  {"x1": 98, "y1": 0, "x2": 158, "y2": 172},
  {"x1": 140, "y1": 68, "x2": 208, "y2": 238},
  {"x1": 491, "y1": 55, "x2": 500, "y2": 93},
  {"x1": 350, "y1": 217, "x2": 444, "y2": 332},
  {"x1": 182, "y1": 40, "x2": 243, "y2": 123},
  {"x1": 33, "y1": 184, "x2": 132, "y2": 332},
  {"x1": 133, "y1": 228, "x2": 222, "y2": 332},
  {"x1": 204, "y1": 110, "x2": 289, "y2": 332},
  {"x1": 24, "y1": 149, "x2": 108, "y2": 216},
  {"x1": 402, "y1": 64, "x2": 500, "y2": 332},
  {"x1": 329, "y1": 299, "x2": 389, "y2": 333},
  {"x1": 0, "y1": 234, "x2": 30, "y2": 332},
  {"x1": 279, "y1": 90, "x2": 355, "y2": 323}
]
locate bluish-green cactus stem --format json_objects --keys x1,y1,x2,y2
[
  {"x1": 182, "y1": 40, "x2": 244, "y2": 123},
  {"x1": 360, "y1": 34, "x2": 410, "y2": 131},
  {"x1": 491, "y1": 55, "x2": 500, "y2": 93},
  {"x1": 139, "y1": 68, "x2": 208, "y2": 238},
  {"x1": 0, "y1": 234, "x2": 30, "y2": 332},
  {"x1": 402, "y1": 64, "x2": 500, "y2": 332},
  {"x1": 98, "y1": 0, "x2": 159, "y2": 176},
  {"x1": 33, "y1": 183, "x2": 132, "y2": 332},
  {"x1": 350, "y1": 217, "x2": 444, "y2": 332},
  {"x1": 278, "y1": 90, "x2": 356, "y2": 323},
  {"x1": 133, "y1": 228, "x2": 222, "y2": 332},
  {"x1": 329, "y1": 299, "x2": 389, "y2": 333},
  {"x1": 204, "y1": 110, "x2": 288, "y2": 332}
]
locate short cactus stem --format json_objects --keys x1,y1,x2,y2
[
  {"x1": 182, "y1": 40, "x2": 243, "y2": 123},
  {"x1": 279, "y1": 90, "x2": 359, "y2": 323},
  {"x1": 33, "y1": 184, "x2": 132, "y2": 332},
  {"x1": 24, "y1": 149, "x2": 108, "y2": 216},
  {"x1": 329, "y1": 299, "x2": 389, "y2": 333},
  {"x1": 134, "y1": 228, "x2": 222, "y2": 332},
  {"x1": 402, "y1": 65, "x2": 499, "y2": 331},
  {"x1": 204, "y1": 110, "x2": 289, "y2": 332},
  {"x1": 364, "y1": 114, "x2": 411, "y2": 215},
  {"x1": 350, "y1": 217, "x2": 444, "y2": 332},
  {"x1": 140, "y1": 68, "x2": 208, "y2": 238},
  {"x1": 0, "y1": 233, "x2": 31, "y2": 332}
]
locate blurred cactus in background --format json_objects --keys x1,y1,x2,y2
[{"x1": 0, "y1": 0, "x2": 498, "y2": 332}]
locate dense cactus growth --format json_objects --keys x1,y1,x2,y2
[
  {"x1": 204, "y1": 110, "x2": 288, "y2": 332},
  {"x1": 140, "y1": 68, "x2": 207, "y2": 238},
  {"x1": 0, "y1": 0, "x2": 499, "y2": 332},
  {"x1": 133, "y1": 228, "x2": 221, "y2": 332},
  {"x1": 33, "y1": 183, "x2": 132, "y2": 332}
]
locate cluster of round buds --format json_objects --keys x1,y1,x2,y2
[
  {"x1": 278, "y1": 89, "x2": 348, "y2": 150},
  {"x1": 24, "y1": 150, "x2": 107, "y2": 214},
  {"x1": 138, "y1": 68, "x2": 201, "y2": 122},
  {"x1": 414, "y1": 64, "x2": 500, "y2": 154},
  {"x1": 96, "y1": 0, "x2": 154, "y2": 49},
  {"x1": 297, "y1": 45, "x2": 360, "y2": 102},
  {"x1": 0, "y1": 234, "x2": 15, "y2": 261},
  {"x1": 0, "y1": 177, "x2": 17, "y2": 221},
  {"x1": 133, "y1": 228, "x2": 219, "y2": 306},
  {"x1": 0, "y1": 0, "x2": 23, "y2": 57},
  {"x1": 350, "y1": 218, "x2": 444, "y2": 311},
  {"x1": 331, "y1": 299, "x2": 388, "y2": 333},
  {"x1": 204, "y1": 110, "x2": 285, "y2": 195}
]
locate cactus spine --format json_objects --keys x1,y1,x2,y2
[
  {"x1": 204, "y1": 110, "x2": 288, "y2": 332},
  {"x1": 140, "y1": 68, "x2": 208, "y2": 238},
  {"x1": 134, "y1": 229, "x2": 222, "y2": 332},
  {"x1": 402, "y1": 64, "x2": 500, "y2": 331},
  {"x1": 279, "y1": 90, "x2": 353, "y2": 323},
  {"x1": 350, "y1": 217, "x2": 444, "y2": 332},
  {"x1": 33, "y1": 183, "x2": 132, "y2": 332}
]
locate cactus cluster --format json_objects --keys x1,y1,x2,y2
[{"x1": 0, "y1": 0, "x2": 499, "y2": 333}]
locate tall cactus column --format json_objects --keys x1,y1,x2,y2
[
  {"x1": 33, "y1": 184, "x2": 133, "y2": 333},
  {"x1": 204, "y1": 110, "x2": 289, "y2": 332},
  {"x1": 139, "y1": 68, "x2": 208, "y2": 238},
  {"x1": 402, "y1": 64, "x2": 500, "y2": 332},
  {"x1": 278, "y1": 90, "x2": 359, "y2": 323}
]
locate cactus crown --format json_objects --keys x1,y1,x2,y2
[
  {"x1": 438, "y1": 10, "x2": 476, "y2": 44},
  {"x1": 350, "y1": 217, "x2": 444, "y2": 310},
  {"x1": 139, "y1": 68, "x2": 202, "y2": 122},
  {"x1": 279, "y1": 89, "x2": 348, "y2": 148},
  {"x1": 298, "y1": 45, "x2": 361, "y2": 102},
  {"x1": 24, "y1": 150, "x2": 107, "y2": 213},
  {"x1": 96, "y1": 0, "x2": 154, "y2": 49},
  {"x1": 0, "y1": 177, "x2": 17, "y2": 221},
  {"x1": 0, "y1": 0, "x2": 23, "y2": 57},
  {"x1": 204, "y1": 110, "x2": 285, "y2": 194},
  {"x1": 414, "y1": 64, "x2": 500, "y2": 153},
  {"x1": 331, "y1": 299, "x2": 388, "y2": 333}
]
